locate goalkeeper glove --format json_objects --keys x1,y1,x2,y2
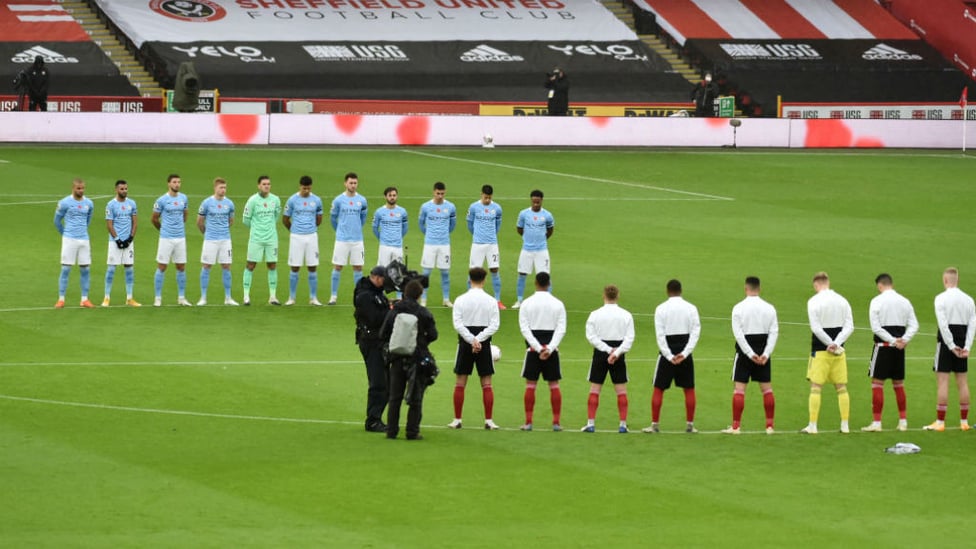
[{"x1": 116, "y1": 239, "x2": 126, "y2": 249}]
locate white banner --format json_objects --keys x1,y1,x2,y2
[
  {"x1": 1, "y1": 112, "x2": 971, "y2": 149},
  {"x1": 93, "y1": 0, "x2": 636, "y2": 46}
]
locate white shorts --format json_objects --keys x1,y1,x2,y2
[
  {"x1": 106, "y1": 240, "x2": 135, "y2": 266},
  {"x1": 421, "y1": 244, "x2": 451, "y2": 270},
  {"x1": 470, "y1": 243, "x2": 500, "y2": 269},
  {"x1": 201, "y1": 239, "x2": 233, "y2": 265},
  {"x1": 156, "y1": 237, "x2": 187, "y2": 265},
  {"x1": 377, "y1": 245, "x2": 404, "y2": 267},
  {"x1": 61, "y1": 237, "x2": 91, "y2": 265},
  {"x1": 247, "y1": 240, "x2": 278, "y2": 263},
  {"x1": 332, "y1": 240, "x2": 365, "y2": 267},
  {"x1": 289, "y1": 233, "x2": 320, "y2": 267},
  {"x1": 517, "y1": 249, "x2": 550, "y2": 275}
]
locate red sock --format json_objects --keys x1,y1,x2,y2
[
  {"x1": 872, "y1": 383, "x2": 884, "y2": 421},
  {"x1": 731, "y1": 391, "x2": 745, "y2": 429},
  {"x1": 962, "y1": 403, "x2": 970, "y2": 422},
  {"x1": 651, "y1": 388, "x2": 663, "y2": 422},
  {"x1": 616, "y1": 391, "x2": 628, "y2": 422},
  {"x1": 587, "y1": 391, "x2": 599, "y2": 421},
  {"x1": 550, "y1": 386, "x2": 562, "y2": 425},
  {"x1": 684, "y1": 388, "x2": 696, "y2": 422},
  {"x1": 893, "y1": 383, "x2": 906, "y2": 420},
  {"x1": 524, "y1": 384, "x2": 536, "y2": 424},
  {"x1": 482, "y1": 385, "x2": 494, "y2": 420},
  {"x1": 453, "y1": 385, "x2": 465, "y2": 419},
  {"x1": 762, "y1": 389, "x2": 775, "y2": 428},
  {"x1": 937, "y1": 404, "x2": 947, "y2": 422}
]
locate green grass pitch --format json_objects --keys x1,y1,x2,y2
[{"x1": 1, "y1": 145, "x2": 973, "y2": 547}]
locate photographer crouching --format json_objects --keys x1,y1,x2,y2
[
  {"x1": 354, "y1": 265, "x2": 391, "y2": 433},
  {"x1": 380, "y1": 279, "x2": 438, "y2": 440}
]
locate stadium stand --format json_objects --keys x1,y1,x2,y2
[
  {"x1": 629, "y1": 0, "x2": 969, "y2": 115},
  {"x1": 85, "y1": 0, "x2": 693, "y2": 104},
  {"x1": 884, "y1": 0, "x2": 976, "y2": 83},
  {"x1": 1, "y1": 1, "x2": 141, "y2": 97}
]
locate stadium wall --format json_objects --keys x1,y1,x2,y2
[{"x1": 0, "y1": 112, "x2": 970, "y2": 149}]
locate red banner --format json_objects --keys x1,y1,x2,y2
[
  {"x1": 0, "y1": 95, "x2": 163, "y2": 112},
  {"x1": 0, "y1": 1, "x2": 90, "y2": 42}
]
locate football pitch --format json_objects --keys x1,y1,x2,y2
[{"x1": 1, "y1": 145, "x2": 973, "y2": 547}]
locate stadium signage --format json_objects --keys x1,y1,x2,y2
[
  {"x1": 861, "y1": 43, "x2": 923, "y2": 61},
  {"x1": 150, "y1": 0, "x2": 227, "y2": 22},
  {"x1": 11, "y1": 45, "x2": 79, "y2": 64},
  {"x1": 720, "y1": 43, "x2": 821, "y2": 60},
  {"x1": 171, "y1": 45, "x2": 276, "y2": 63},
  {"x1": 782, "y1": 104, "x2": 975, "y2": 121},
  {"x1": 0, "y1": 96, "x2": 163, "y2": 112},
  {"x1": 459, "y1": 45, "x2": 523, "y2": 62},
  {"x1": 303, "y1": 44, "x2": 409, "y2": 61},
  {"x1": 547, "y1": 44, "x2": 647, "y2": 61}
]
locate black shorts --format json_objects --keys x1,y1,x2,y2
[
  {"x1": 869, "y1": 344, "x2": 905, "y2": 380},
  {"x1": 521, "y1": 349, "x2": 562, "y2": 382},
  {"x1": 731, "y1": 353, "x2": 771, "y2": 384},
  {"x1": 587, "y1": 350, "x2": 628, "y2": 385},
  {"x1": 654, "y1": 354, "x2": 695, "y2": 390},
  {"x1": 935, "y1": 343, "x2": 968, "y2": 373},
  {"x1": 454, "y1": 333, "x2": 495, "y2": 377}
]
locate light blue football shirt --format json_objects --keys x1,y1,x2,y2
[
  {"x1": 54, "y1": 195, "x2": 94, "y2": 239},
  {"x1": 198, "y1": 196, "x2": 235, "y2": 241},
  {"x1": 372, "y1": 205, "x2": 408, "y2": 247},
  {"x1": 330, "y1": 192, "x2": 368, "y2": 242},
  {"x1": 466, "y1": 200, "x2": 502, "y2": 244},
  {"x1": 419, "y1": 199, "x2": 456, "y2": 245},
  {"x1": 153, "y1": 192, "x2": 189, "y2": 239},
  {"x1": 284, "y1": 192, "x2": 324, "y2": 236},
  {"x1": 105, "y1": 198, "x2": 137, "y2": 240},
  {"x1": 517, "y1": 207, "x2": 555, "y2": 252}
]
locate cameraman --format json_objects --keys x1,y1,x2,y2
[
  {"x1": 12, "y1": 69, "x2": 29, "y2": 111},
  {"x1": 545, "y1": 67, "x2": 569, "y2": 116},
  {"x1": 380, "y1": 279, "x2": 438, "y2": 440},
  {"x1": 27, "y1": 56, "x2": 49, "y2": 112},
  {"x1": 354, "y1": 265, "x2": 390, "y2": 432}
]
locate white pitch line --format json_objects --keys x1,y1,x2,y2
[
  {"x1": 402, "y1": 149, "x2": 735, "y2": 201},
  {"x1": 0, "y1": 194, "x2": 113, "y2": 207}
]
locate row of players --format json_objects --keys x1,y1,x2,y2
[
  {"x1": 355, "y1": 266, "x2": 976, "y2": 437},
  {"x1": 400, "y1": 267, "x2": 974, "y2": 436},
  {"x1": 53, "y1": 174, "x2": 552, "y2": 308}
]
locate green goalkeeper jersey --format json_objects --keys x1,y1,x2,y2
[{"x1": 243, "y1": 192, "x2": 281, "y2": 243}]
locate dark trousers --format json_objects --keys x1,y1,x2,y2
[
  {"x1": 29, "y1": 96, "x2": 47, "y2": 112},
  {"x1": 359, "y1": 341, "x2": 389, "y2": 427},
  {"x1": 387, "y1": 360, "x2": 425, "y2": 438}
]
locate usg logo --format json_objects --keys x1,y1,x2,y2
[
  {"x1": 303, "y1": 45, "x2": 408, "y2": 62},
  {"x1": 171, "y1": 45, "x2": 275, "y2": 63},
  {"x1": 12, "y1": 45, "x2": 78, "y2": 63},
  {"x1": 547, "y1": 44, "x2": 647, "y2": 61},
  {"x1": 460, "y1": 45, "x2": 524, "y2": 63},
  {"x1": 862, "y1": 43, "x2": 922, "y2": 61},
  {"x1": 150, "y1": 0, "x2": 226, "y2": 22},
  {"x1": 720, "y1": 43, "x2": 821, "y2": 60}
]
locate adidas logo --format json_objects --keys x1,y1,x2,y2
[
  {"x1": 460, "y1": 45, "x2": 524, "y2": 63},
  {"x1": 862, "y1": 43, "x2": 922, "y2": 61},
  {"x1": 12, "y1": 45, "x2": 78, "y2": 64}
]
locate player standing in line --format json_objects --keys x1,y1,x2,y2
[
  {"x1": 196, "y1": 177, "x2": 237, "y2": 306},
  {"x1": 53, "y1": 178, "x2": 95, "y2": 308},
  {"x1": 862, "y1": 273, "x2": 918, "y2": 432},
  {"x1": 372, "y1": 185, "x2": 408, "y2": 269},
  {"x1": 801, "y1": 272, "x2": 855, "y2": 434},
  {"x1": 646, "y1": 279, "x2": 702, "y2": 434},
  {"x1": 418, "y1": 181, "x2": 456, "y2": 307},
  {"x1": 721, "y1": 276, "x2": 778, "y2": 435},
  {"x1": 151, "y1": 174, "x2": 192, "y2": 307},
  {"x1": 518, "y1": 272, "x2": 567, "y2": 431},
  {"x1": 467, "y1": 184, "x2": 505, "y2": 309},
  {"x1": 283, "y1": 175, "x2": 324, "y2": 306},
  {"x1": 448, "y1": 267, "x2": 502, "y2": 430},
  {"x1": 512, "y1": 189, "x2": 554, "y2": 310},
  {"x1": 242, "y1": 175, "x2": 282, "y2": 306},
  {"x1": 924, "y1": 267, "x2": 976, "y2": 432},
  {"x1": 329, "y1": 172, "x2": 368, "y2": 305},
  {"x1": 102, "y1": 179, "x2": 139, "y2": 307},
  {"x1": 582, "y1": 284, "x2": 635, "y2": 433}
]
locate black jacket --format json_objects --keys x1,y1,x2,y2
[
  {"x1": 545, "y1": 74, "x2": 570, "y2": 115},
  {"x1": 353, "y1": 277, "x2": 390, "y2": 343}
]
